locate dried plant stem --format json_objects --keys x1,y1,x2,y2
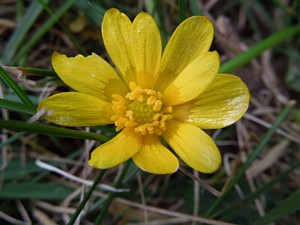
[{"x1": 179, "y1": 167, "x2": 222, "y2": 197}]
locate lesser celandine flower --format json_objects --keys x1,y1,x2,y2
[{"x1": 38, "y1": 8, "x2": 250, "y2": 174}]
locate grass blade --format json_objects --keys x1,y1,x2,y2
[
  {"x1": 18, "y1": 67, "x2": 57, "y2": 77},
  {"x1": 0, "y1": 98, "x2": 36, "y2": 115},
  {"x1": 67, "y1": 169, "x2": 106, "y2": 225},
  {"x1": 220, "y1": 25, "x2": 300, "y2": 73},
  {"x1": 0, "y1": 119, "x2": 109, "y2": 142},
  {"x1": 0, "y1": 183, "x2": 74, "y2": 200},
  {"x1": 178, "y1": 0, "x2": 186, "y2": 22},
  {"x1": 205, "y1": 101, "x2": 295, "y2": 217},
  {"x1": 0, "y1": 66, "x2": 34, "y2": 107},
  {"x1": 2, "y1": 160, "x2": 44, "y2": 180},
  {"x1": 12, "y1": 0, "x2": 77, "y2": 64},
  {"x1": 94, "y1": 162, "x2": 130, "y2": 225},
  {"x1": 1, "y1": 0, "x2": 50, "y2": 64},
  {"x1": 211, "y1": 160, "x2": 300, "y2": 219},
  {"x1": 253, "y1": 189, "x2": 300, "y2": 225}
]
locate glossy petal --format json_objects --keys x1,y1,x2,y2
[
  {"x1": 163, "y1": 121, "x2": 221, "y2": 173},
  {"x1": 156, "y1": 16, "x2": 213, "y2": 91},
  {"x1": 52, "y1": 52, "x2": 128, "y2": 101},
  {"x1": 177, "y1": 74, "x2": 250, "y2": 129},
  {"x1": 37, "y1": 92, "x2": 113, "y2": 126},
  {"x1": 162, "y1": 51, "x2": 219, "y2": 106},
  {"x1": 102, "y1": 8, "x2": 136, "y2": 84},
  {"x1": 132, "y1": 135, "x2": 179, "y2": 174},
  {"x1": 89, "y1": 129, "x2": 142, "y2": 168},
  {"x1": 130, "y1": 12, "x2": 162, "y2": 88}
]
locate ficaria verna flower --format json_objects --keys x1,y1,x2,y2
[{"x1": 38, "y1": 8, "x2": 250, "y2": 174}]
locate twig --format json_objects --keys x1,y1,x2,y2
[{"x1": 179, "y1": 167, "x2": 222, "y2": 197}]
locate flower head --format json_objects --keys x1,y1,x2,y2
[{"x1": 38, "y1": 8, "x2": 250, "y2": 174}]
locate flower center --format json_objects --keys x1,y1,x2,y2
[{"x1": 111, "y1": 82, "x2": 172, "y2": 135}]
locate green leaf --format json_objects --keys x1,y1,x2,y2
[
  {"x1": 0, "y1": 182, "x2": 75, "y2": 200},
  {"x1": 1, "y1": 160, "x2": 44, "y2": 180},
  {"x1": 0, "y1": 98, "x2": 36, "y2": 115},
  {"x1": 254, "y1": 189, "x2": 300, "y2": 225},
  {"x1": 0, "y1": 66, "x2": 34, "y2": 107},
  {"x1": 0, "y1": 119, "x2": 109, "y2": 142}
]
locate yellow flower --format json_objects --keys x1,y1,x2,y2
[{"x1": 38, "y1": 8, "x2": 250, "y2": 174}]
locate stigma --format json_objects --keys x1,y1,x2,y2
[{"x1": 111, "y1": 82, "x2": 172, "y2": 135}]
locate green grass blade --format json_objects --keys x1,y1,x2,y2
[
  {"x1": 253, "y1": 0, "x2": 277, "y2": 30},
  {"x1": 220, "y1": 25, "x2": 300, "y2": 73},
  {"x1": 179, "y1": 0, "x2": 186, "y2": 22},
  {"x1": 12, "y1": 0, "x2": 77, "y2": 64},
  {"x1": 0, "y1": 66, "x2": 34, "y2": 107},
  {"x1": 93, "y1": 162, "x2": 130, "y2": 225},
  {"x1": 38, "y1": 0, "x2": 87, "y2": 55},
  {"x1": 0, "y1": 98, "x2": 36, "y2": 115},
  {"x1": 2, "y1": 160, "x2": 44, "y2": 180},
  {"x1": 1, "y1": 0, "x2": 50, "y2": 64},
  {"x1": 0, "y1": 119, "x2": 109, "y2": 142},
  {"x1": 67, "y1": 169, "x2": 106, "y2": 225},
  {"x1": 254, "y1": 189, "x2": 300, "y2": 225},
  {"x1": 0, "y1": 183, "x2": 74, "y2": 200},
  {"x1": 212, "y1": 160, "x2": 300, "y2": 219},
  {"x1": 205, "y1": 102, "x2": 295, "y2": 217},
  {"x1": 19, "y1": 67, "x2": 57, "y2": 77},
  {"x1": 188, "y1": 0, "x2": 203, "y2": 15}
]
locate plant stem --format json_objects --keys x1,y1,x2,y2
[
  {"x1": 94, "y1": 163, "x2": 131, "y2": 225},
  {"x1": 67, "y1": 169, "x2": 106, "y2": 225}
]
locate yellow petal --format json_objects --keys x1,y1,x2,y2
[
  {"x1": 52, "y1": 52, "x2": 128, "y2": 101},
  {"x1": 102, "y1": 8, "x2": 136, "y2": 84},
  {"x1": 156, "y1": 16, "x2": 213, "y2": 91},
  {"x1": 179, "y1": 74, "x2": 250, "y2": 129},
  {"x1": 132, "y1": 135, "x2": 179, "y2": 174},
  {"x1": 130, "y1": 12, "x2": 162, "y2": 88},
  {"x1": 163, "y1": 120, "x2": 221, "y2": 173},
  {"x1": 89, "y1": 129, "x2": 142, "y2": 169},
  {"x1": 38, "y1": 92, "x2": 113, "y2": 126},
  {"x1": 162, "y1": 51, "x2": 219, "y2": 106}
]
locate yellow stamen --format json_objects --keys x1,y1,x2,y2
[{"x1": 111, "y1": 82, "x2": 172, "y2": 135}]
